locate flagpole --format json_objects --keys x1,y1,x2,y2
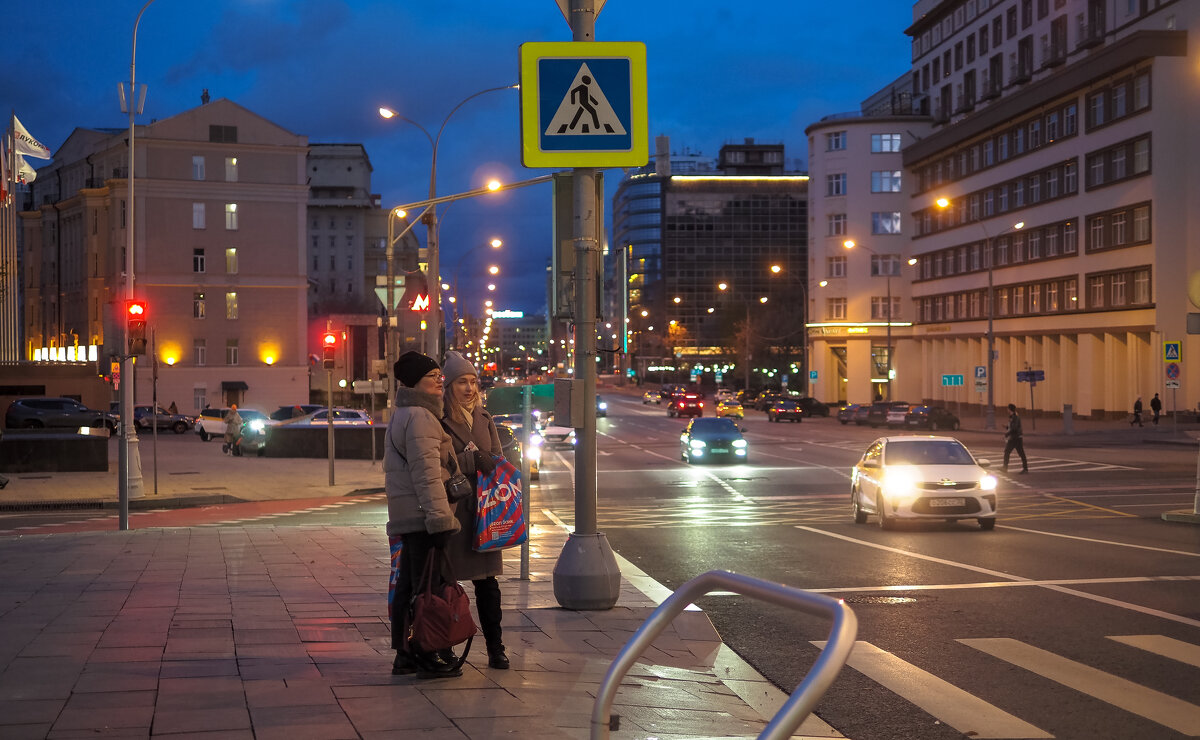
[{"x1": 1, "y1": 112, "x2": 16, "y2": 363}]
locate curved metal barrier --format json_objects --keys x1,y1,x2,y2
[{"x1": 590, "y1": 569, "x2": 858, "y2": 740}]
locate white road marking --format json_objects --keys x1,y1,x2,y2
[
  {"x1": 1108, "y1": 635, "x2": 1200, "y2": 668},
  {"x1": 802, "y1": 575, "x2": 1200, "y2": 594},
  {"x1": 795, "y1": 525, "x2": 1200, "y2": 629},
  {"x1": 997, "y1": 524, "x2": 1200, "y2": 557},
  {"x1": 811, "y1": 640, "x2": 1052, "y2": 739},
  {"x1": 960, "y1": 638, "x2": 1200, "y2": 735}
]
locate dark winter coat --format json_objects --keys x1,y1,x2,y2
[
  {"x1": 384, "y1": 387, "x2": 460, "y2": 538},
  {"x1": 441, "y1": 399, "x2": 504, "y2": 581}
]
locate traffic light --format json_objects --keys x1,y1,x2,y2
[
  {"x1": 321, "y1": 331, "x2": 337, "y2": 369},
  {"x1": 127, "y1": 300, "x2": 147, "y2": 355}
]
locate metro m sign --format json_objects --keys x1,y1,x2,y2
[{"x1": 411, "y1": 294, "x2": 430, "y2": 312}]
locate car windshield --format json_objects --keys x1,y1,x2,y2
[
  {"x1": 691, "y1": 418, "x2": 739, "y2": 434},
  {"x1": 239, "y1": 410, "x2": 267, "y2": 421},
  {"x1": 885, "y1": 440, "x2": 975, "y2": 465}
]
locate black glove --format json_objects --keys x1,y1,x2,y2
[
  {"x1": 474, "y1": 449, "x2": 497, "y2": 476},
  {"x1": 429, "y1": 530, "x2": 453, "y2": 550}
]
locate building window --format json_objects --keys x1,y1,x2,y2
[
  {"x1": 1111, "y1": 273, "x2": 1127, "y2": 306},
  {"x1": 1089, "y1": 276, "x2": 1105, "y2": 308},
  {"x1": 996, "y1": 237, "x2": 1009, "y2": 266},
  {"x1": 1065, "y1": 278, "x2": 1077, "y2": 309},
  {"x1": 1133, "y1": 269, "x2": 1150, "y2": 304},
  {"x1": 1064, "y1": 161, "x2": 1077, "y2": 193},
  {"x1": 870, "y1": 254, "x2": 901, "y2": 277},
  {"x1": 1029, "y1": 174, "x2": 1041, "y2": 203},
  {"x1": 827, "y1": 256, "x2": 846, "y2": 278},
  {"x1": 226, "y1": 339, "x2": 239, "y2": 366},
  {"x1": 1047, "y1": 282, "x2": 1059, "y2": 311},
  {"x1": 193, "y1": 292, "x2": 206, "y2": 319},
  {"x1": 871, "y1": 134, "x2": 902, "y2": 152},
  {"x1": 193, "y1": 203, "x2": 205, "y2": 229},
  {"x1": 225, "y1": 203, "x2": 238, "y2": 230},
  {"x1": 827, "y1": 297, "x2": 847, "y2": 320},
  {"x1": 1046, "y1": 111, "x2": 1059, "y2": 141},
  {"x1": 1133, "y1": 138, "x2": 1150, "y2": 173},
  {"x1": 192, "y1": 156, "x2": 205, "y2": 180},
  {"x1": 1112, "y1": 212, "x2": 1127, "y2": 245},
  {"x1": 192, "y1": 248, "x2": 205, "y2": 273},
  {"x1": 826, "y1": 173, "x2": 846, "y2": 196},
  {"x1": 225, "y1": 157, "x2": 238, "y2": 182},
  {"x1": 1133, "y1": 205, "x2": 1150, "y2": 242},
  {"x1": 225, "y1": 292, "x2": 238, "y2": 320},
  {"x1": 827, "y1": 213, "x2": 847, "y2": 235},
  {"x1": 871, "y1": 296, "x2": 899, "y2": 320},
  {"x1": 209, "y1": 125, "x2": 237, "y2": 143},
  {"x1": 1089, "y1": 216, "x2": 1105, "y2": 250},
  {"x1": 871, "y1": 212, "x2": 901, "y2": 235},
  {"x1": 194, "y1": 339, "x2": 206, "y2": 367},
  {"x1": 1133, "y1": 72, "x2": 1150, "y2": 109},
  {"x1": 1029, "y1": 284, "x2": 1041, "y2": 313},
  {"x1": 1064, "y1": 104, "x2": 1077, "y2": 135},
  {"x1": 192, "y1": 386, "x2": 207, "y2": 411},
  {"x1": 225, "y1": 248, "x2": 238, "y2": 274},
  {"x1": 871, "y1": 170, "x2": 902, "y2": 192},
  {"x1": 826, "y1": 131, "x2": 847, "y2": 151},
  {"x1": 1029, "y1": 231, "x2": 1041, "y2": 259},
  {"x1": 1064, "y1": 221, "x2": 1077, "y2": 253}
]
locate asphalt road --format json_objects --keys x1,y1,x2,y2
[{"x1": 5, "y1": 395, "x2": 1199, "y2": 739}]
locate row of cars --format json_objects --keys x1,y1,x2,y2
[
  {"x1": 837, "y1": 401, "x2": 961, "y2": 430},
  {"x1": 644, "y1": 387, "x2": 831, "y2": 422}
]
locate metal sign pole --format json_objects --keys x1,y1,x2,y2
[
  {"x1": 520, "y1": 385, "x2": 531, "y2": 580},
  {"x1": 327, "y1": 368, "x2": 335, "y2": 486}
]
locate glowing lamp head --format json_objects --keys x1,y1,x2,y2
[{"x1": 322, "y1": 332, "x2": 337, "y2": 348}]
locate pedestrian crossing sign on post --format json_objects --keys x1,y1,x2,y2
[{"x1": 519, "y1": 41, "x2": 648, "y2": 167}]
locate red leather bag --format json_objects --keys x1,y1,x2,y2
[{"x1": 404, "y1": 548, "x2": 477, "y2": 658}]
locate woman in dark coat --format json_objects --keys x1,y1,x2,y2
[{"x1": 441, "y1": 350, "x2": 510, "y2": 669}]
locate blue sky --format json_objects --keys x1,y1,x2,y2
[{"x1": 11, "y1": 1, "x2": 914, "y2": 314}]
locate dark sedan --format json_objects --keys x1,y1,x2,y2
[
  {"x1": 797, "y1": 397, "x2": 830, "y2": 417},
  {"x1": 837, "y1": 403, "x2": 861, "y2": 424},
  {"x1": 679, "y1": 417, "x2": 748, "y2": 464},
  {"x1": 905, "y1": 405, "x2": 961, "y2": 431},
  {"x1": 667, "y1": 393, "x2": 704, "y2": 418},
  {"x1": 766, "y1": 400, "x2": 803, "y2": 423}
]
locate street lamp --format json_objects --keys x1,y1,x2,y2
[
  {"x1": 378, "y1": 83, "x2": 518, "y2": 357},
  {"x1": 935, "y1": 198, "x2": 1023, "y2": 430},
  {"x1": 843, "y1": 239, "x2": 900, "y2": 401},
  {"x1": 767, "y1": 263, "x2": 811, "y2": 394},
  {"x1": 451, "y1": 238, "x2": 503, "y2": 349}
]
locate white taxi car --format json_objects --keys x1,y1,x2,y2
[{"x1": 851, "y1": 436, "x2": 998, "y2": 530}]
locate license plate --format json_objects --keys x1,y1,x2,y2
[
  {"x1": 929, "y1": 497, "x2": 965, "y2": 508},
  {"x1": 710, "y1": 448, "x2": 728, "y2": 453}
]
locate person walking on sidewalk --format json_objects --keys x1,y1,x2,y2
[
  {"x1": 1131, "y1": 397, "x2": 1144, "y2": 427},
  {"x1": 222, "y1": 404, "x2": 242, "y2": 454},
  {"x1": 385, "y1": 351, "x2": 463, "y2": 679},
  {"x1": 1150, "y1": 393, "x2": 1162, "y2": 425},
  {"x1": 1003, "y1": 403, "x2": 1028, "y2": 474},
  {"x1": 441, "y1": 350, "x2": 510, "y2": 670}
]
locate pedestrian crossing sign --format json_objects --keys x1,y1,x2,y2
[
  {"x1": 519, "y1": 41, "x2": 647, "y2": 167},
  {"x1": 1163, "y1": 341, "x2": 1181, "y2": 362}
]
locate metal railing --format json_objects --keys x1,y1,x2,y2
[{"x1": 590, "y1": 569, "x2": 858, "y2": 740}]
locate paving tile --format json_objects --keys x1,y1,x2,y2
[
  {"x1": 0, "y1": 724, "x2": 54, "y2": 739},
  {"x1": 74, "y1": 661, "x2": 160, "y2": 693},
  {"x1": 237, "y1": 658, "x2": 323, "y2": 681},
  {"x1": 248, "y1": 703, "x2": 358, "y2": 740},
  {"x1": 243, "y1": 678, "x2": 338, "y2": 708},
  {"x1": 338, "y1": 690, "x2": 458, "y2": 732},
  {"x1": 52, "y1": 690, "x2": 155, "y2": 731},
  {"x1": 46, "y1": 727, "x2": 150, "y2": 739},
  {"x1": 454, "y1": 716, "x2": 590, "y2": 739},
  {"x1": 86, "y1": 647, "x2": 165, "y2": 663},
  {"x1": 0, "y1": 698, "x2": 65, "y2": 724},
  {"x1": 614, "y1": 704, "x2": 766, "y2": 737},
  {"x1": 232, "y1": 628, "x2": 301, "y2": 645},
  {"x1": 151, "y1": 706, "x2": 251, "y2": 735},
  {"x1": 159, "y1": 659, "x2": 239, "y2": 679}
]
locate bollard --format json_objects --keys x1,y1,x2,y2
[{"x1": 1063, "y1": 403, "x2": 1074, "y2": 435}]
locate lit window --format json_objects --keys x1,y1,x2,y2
[
  {"x1": 192, "y1": 156, "x2": 205, "y2": 180},
  {"x1": 193, "y1": 292, "x2": 206, "y2": 319},
  {"x1": 225, "y1": 203, "x2": 238, "y2": 230},
  {"x1": 226, "y1": 291, "x2": 238, "y2": 320},
  {"x1": 225, "y1": 248, "x2": 238, "y2": 274},
  {"x1": 225, "y1": 157, "x2": 238, "y2": 182}
]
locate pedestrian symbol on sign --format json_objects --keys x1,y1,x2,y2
[
  {"x1": 545, "y1": 63, "x2": 627, "y2": 137},
  {"x1": 1164, "y1": 341, "x2": 1181, "y2": 362}
]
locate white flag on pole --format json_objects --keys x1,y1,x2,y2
[
  {"x1": 15, "y1": 153, "x2": 37, "y2": 184},
  {"x1": 13, "y1": 115, "x2": 51, "y2": 159}
]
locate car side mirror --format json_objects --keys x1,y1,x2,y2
[{"x1": 977, "y1": 459, "x2": 991, "y2": 468}]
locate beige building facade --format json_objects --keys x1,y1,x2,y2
[
  {"x1": 21, "y1": 99, "x2": 311, "y2": 414},
  {"x1": 901, "y1": 0, "x2": 1199, "y2": 419}
]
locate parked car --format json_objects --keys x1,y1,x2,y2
[
  {"x1": 4, "y1": 397, "x2": 116, "y2": 430},
  {"x1": 492, "y1": 414, "x2": 539, "y2": 480},
  {"x1": 714, "y1": 388, "x2": 735, "y2": 402},
  {"x1": 885, "y1": 402, "x2": 912, "y2": 428},
  {"x1": 715, "y1": 399, "x2": 744, "y2": 419},
  {"x1": 850, "y1": 436, "x2": 998, "y2": 530},
  {"x1": 642, "y1": 390, "x2": 662, "y2": 405},
  {"x1": 277, "y1": 408, "x2": 373, "y2": 427},
  {"x1": 837, "y1": 403, "x2": 861, "y2": 425},
  {"x1": 269, "y1": 404, "x2": 325, "y2": 423},
  {"x1": 754, "y1": 391, "x2": 785, "y2": 411},
  {"x1": 865, "y1": 401, "x2": 906, "y2": 427},
  {"x1": 766, "y1": 400, "x2": 803, "y2": 423},
  {"x1": 596, "y1": 397, "x2": 608, "y2": 418},
  {"x1": 679, "y1": 417, "x2": 748, "y2": 464},
  {"x1": 667, "y1": 393, "x2": 704, "y2": 418},
  {"x1": 195, "y1": 407, "x2": 268, "y2": 441},
  {"x1": 132, "y1": 405, "x2": 193, "y2": 434},
  {"x1": 796, "y1": 397, "x2": 830, "y2": 417},
  {"x1": 905, "y1": 405, "x2": 961, "y2": 431},
  {"x1": 853, "y1": 404, "x2": 873, "y2": 426},
  {"x1": 736, "y1": 390, "x2": 759, "y2": 405}
]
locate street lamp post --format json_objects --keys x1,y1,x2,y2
[
  {"x1": 843, "y1": 240, "x2": 901, "y2": 402},
  {"x1": 379, "y1": 84, "x2": 517, "y2": 358},
  {"x1": 451, "y1": 238, "x2": 502, "y2": 349},
  {"x1": 935, "y1": 198, "x2": 1023, "y2": 430}
]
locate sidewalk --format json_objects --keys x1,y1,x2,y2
[{"x1": 0, "y1": 512, "x2": 842, "y2": 739}]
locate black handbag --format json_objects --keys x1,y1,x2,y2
[{"x1": 444, "y1": 453, "x2": 473, "y2": 503}]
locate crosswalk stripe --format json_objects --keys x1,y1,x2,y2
[
  {"x1": 812, "y1": 640, "x2": 1051, "y2": 739},
  {"x1": 1108, "y1": 634, "x2": 1200, "y2": 668},
  {"x1": 959, "y1": 637, "x2": 1200, "y2": 735}
]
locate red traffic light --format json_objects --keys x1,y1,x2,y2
[
  {"x1": 127, "y1": 300, "x2": 146, "y2": 317},
  {"x1": 321, "y1": 332, "x2": 337, "y2": 347}
]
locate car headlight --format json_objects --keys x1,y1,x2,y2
[
  {"x1": 527, "y1": 446, "x2": 542, "y2": 462},
  {"x1": 732, "y1": 439, "x2": 747, "y2": 448},
  {"x1": 689, "y1": 439, "x2": 706, "y2": 449},
  {"x1": 883, "y1": 468, "x2": 917, "y2": 497},
  {"x1": 530, "y1": 433, "x2": 544, "y2": 447},
  {"x1": 598, "y1": 402, "x2": 607, "y2": 410},
  {"x1": 249, "y1": 420, "x2": 265, "y2": 432},
  {"x1": 980, "y1": 474, "x2": 998, "y2": 491}
]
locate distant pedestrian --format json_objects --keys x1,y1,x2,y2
[
  {"x1": 1150, "y1": 393, "x2": 1162, "y2": 425},
  {"x1": 222, "y1": 404, "x2": 242, "y2": 454},
  {"x1": 1131, "y1": 397, "x2": 1144, "y2": 427},
  {"x1": 1003, "y1": 403, "x2": 1028, "y2": 474},
  {"x1": 167, "y1": 401, "x2": 179, "y2": 415}
]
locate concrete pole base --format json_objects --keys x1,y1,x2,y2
[
  {"x1": 1161, "y1": 510, "x2": 1200, "y2": 524},
  {"x1": 553, "y1": 532, "x2": 621, "y2": 610}
]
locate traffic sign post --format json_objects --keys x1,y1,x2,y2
[{"x1": 941, "y1": 374, "x2": 965, "y2": 387}]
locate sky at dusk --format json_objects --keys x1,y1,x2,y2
[{"x1": 12, "y1": 1, "x2": 915, "y2": 316}]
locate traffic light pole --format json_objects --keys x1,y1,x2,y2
[
  {"x1": 552, "y1": 0, "x2": 621, "y2": 611},
  {"x1": 327, "y1": 367, "x2": 335, "y2": 486}
]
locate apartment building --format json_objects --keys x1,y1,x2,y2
[{"x1": 902, "y1": 0, "x2": 1197, "y2": 418}]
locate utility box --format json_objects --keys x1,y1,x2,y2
[{"x1": 554, "y1": 378, "x2": 584, "y2": 427}]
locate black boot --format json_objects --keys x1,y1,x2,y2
[
  {"x1": 392, "y1": 651, "x2": 417, "y2": 676},
  {"x1": 415, "y1": 651, "x2": 462, "y2": 679},
  {"x1": 487, "y1": 643, "x2": 510, "y2": 670}
]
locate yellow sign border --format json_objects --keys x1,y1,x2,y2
[
  {"x1": 519, "y1": 41, "x2": 648, "y2": 168},
  {"x1": 1163, "y1": 340, "x2": 1181, "y2": 363}
]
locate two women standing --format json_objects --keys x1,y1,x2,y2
[{"x1": 384, "y1": 350, "x2": 509, "y2": 680}]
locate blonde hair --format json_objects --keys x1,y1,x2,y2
[{"x1": 447, "y1": 380, "x2": 479, "y2": 426}]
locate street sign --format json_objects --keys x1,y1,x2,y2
[
  {"x1": 809, "y1": 370, "x2": 818, "y2": 381},
  {"x1": 1164, "y1": 341, "x2": 1181, "y2": 362},
  {"x1": 974, "y1": 379, "x2": 988, "y2": 393},
  {"x1": 1166, "y1": 379, "x2": 1181, "y2": 389},
  {"x1": 974, "y1": 365, "x2": 986, "y2": 379},
  {"x1": 942, "y1": 374, "x2": 964, "y2": 387},
  {"x1": 1016, "y1": 370, "x2": 1046, "y2": 383},
  {"x1": 1165, "y1": 362, "x2": 1181, "y2": 380},
  {"x1": 519, "y1": 41, "x2": 648, "y2": 167}
]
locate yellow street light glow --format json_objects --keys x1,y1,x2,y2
[
  {"x1": 378, "y1": 107, "x2": 396, "y2": 119},
  {"x1": 640, "y1": 309, "x2": 648, "y2": 317},
  {"x1": 717, "y1": 282, "x2": 728, "y2": 291},
  {"x1": 908, "y1": 258, "x2": 918, "y2": 265},
  {"x1": 393, "y1": 208, "x2": 406, "y2": 218},
  {"x1": 935, "y1": 197, "x2": 950, "y2": 208},
  {"x1": 487, "y1": 283, "x2": 496, "y2": 291},
  {"x1": 165, "y1": 356, "x2": 176, "y2": 366},
  {"x1": 770, "y1": 264, "x2": 781, "y2": 273},
  {"x1": 264, "y1": 356, "x2": 275, "y2": 365},
  {"x1": 759, "y1": 296, "x2": 769, "y2": 303},
  {"x1": 485, "y1": 300, "x2": 493, "y2": 307},
  {"x1": 440, "y1": 282, "x2": 450, "y2": 290},
  {"x1": 707, "y1": 307, "x2": 715, "y2": 313},
  {"x1": 673, "y1": 296, "x2": 681, "y2": 303},
  {"x1": 1014, "y1": 221, "x2": 1025, "y2": 230},
  {"x1": 488, "y1": 265, "x2": 500, "y2": 275},
  {"x1": 843, "y1": 239, "x2": 856, "y2": 249},
  {"x1": 486, "y1": 180, "x2": 502, "y2": 191},
  {"x1": 490, "y1": 238, "x2": 502, "y2": 248},
  {"x1": 819, "y1": 280, "x2": 829, "y2": 287},
  {"x1": 448, "y1": 296, "x2": 456, "y2": 303},
  {"x1": 669, "y1": 320, "x2": 677, "y2": 326}
]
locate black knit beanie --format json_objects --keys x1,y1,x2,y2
[{"x1": 395, "y1": 351, "x2": 440, "y2": 388}]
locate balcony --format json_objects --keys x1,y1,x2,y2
[
  {"x1": 1009, "y1": 61, "x2": 1032, "y2": 85},
  {"x1": 1041, "y1": 40, "x2": 1066, "y2": 68},
  {"x1": 956, "y1": 94, "x2": 976, "y2": 114},
  {"x1": 980, "y1": 74, "x2": 1001, "y2": 101},
  {"x1": 1076, "y1": 21, "x2": 1105, "y2": 50}
]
